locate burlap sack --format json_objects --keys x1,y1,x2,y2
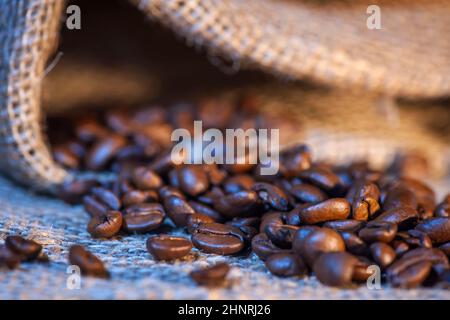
[{"x1": 1, "y1": 0, "x2": 450, "y2": 192}]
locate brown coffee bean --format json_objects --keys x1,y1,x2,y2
[
  {"x1": 123, "y1": 203, "x2": 165, "y2": 233},
  {"x1": 75, "y1": 118, "x2": 108, "y2": 143},
  {"x1": 122, "y1": 190, "x2": 158, "y2": 207},
  {"x1": 298, "y1": 228, "x2": 345, "y2": 267},
  {"x1": 163, "y1": 196, "x2": 195, "y2": 227},
  {"x1": 352, "y1": 256, "x2": 373, "y2": 282},
  {"x1": 435, "y1": 194, "x2": 450, "y2": 218},
  {"x1": 223, "y1": 175, "x2": 255, "y2": 193},
  {"x1": 298, "y1": 167, "x2": 340, "y2": 191},
  {"x1": 370, "y1": 242, "x2": 396, "y2": 268},
  {"x1": 292, "y1": 226, "x2": 320, "y2": 254},
  {"x1": 264, "y1": 215, "x2": 299, "y2": 249},
  {"x1": 83, "y1": 195, "x2": 108, "y2": 217},
  {"x1": 251, "y1": 233, "x2": 291, "y2": 261},
  {"x1": 375, "y1": 206, "x2": 418, "y2": 230},
  {"x1": 58, "y1": 179, "x2": 97, "y2": 204},
  {"x1": 68, "y1": 245, "x2": 109, "y2": 278},
  {"x1": 323, "y1": 220, "x2": 366, "y2": 233},
  {"x1": 91, "y1": 187, "x2": 121, "y2": 210},
  {"x1": 358, "y1": 221, "x2": 397, "y2": 243},
  {"x1": 351, "y1": 181, "x2": 380, "y2": 221},
  {"x1": 87, "y1": 211, "x2": 123, "y2": 238},
  {"x1": 438, "y1": 242, "x2": 450, "y2": 257},
  {"x1": 190, "y1": 263, "x2": 230, "y2": 287},
  {"x1": 213, "y1": 191, "x2": 260, "y2": 218},
  {"x1": 279, "y1": 144, "x2": 312, "y2": 178},
  {"x1": 159, "y1": 186, "x2": 185, "y2": 200},
  {"x1": 313, "y1": 252, "x2": 359, "y2": 287},
  {"x1": 400, "y1": 178, "x2": 436, "y2": 219},
  {"x1": 175, "y1": 165, "x2": 210, "y2": 197},
  {"x1": 0, "y1": 244, "x2": 21, "y2": 269},
  {"x1": 85, "y1": 135, "x2": 127, "y2": 171},
  {"x1": 299, "y1": 198, "x2": 351, "y2": 224},
  {"x1": 5, "y1": 236, "x2": 42, "y2": 261},
  {"x1": 289, "y1": 183, "x2": 327, "y2": 205},
  {"x1": 340, "y1": 232, "x2": 369, "y2": 256},
  {"x1": 132, "y1": 167, "x2": 163, "y2": 190},
  {"x1": 53, "y1": 145, "x2": 80, "y2": 169},
  {"x1": 186, "y1": 213, "x2": 215, "y2": 234},
  {"x1": 383, "y1": 183, "x2": 418, "y2": 211},
  {"x1": 265, "y1": 253, "x2": 308, "y2": 277},
  {"x1": 146, "y1": 235, "x2": 192, "y2": 260},
  {"x1": 191, "y1": 223, "x2": 245, "y2": 255},
  {"x1": 105, "y1": 110, "x2": 134, "y2": 134},
  {"x1": 188, "y1": 201, "x2": 223, "y2": 222},
  {"x1": 203, "y1": 164, "x2": 227, "y2": 186},
  {"x1": 227, "y1": 217, "x2": 260, "y2": 229},
  {"x1": 415, "y1": 217, "x2": 450, "y2": 244},
  {"x1": 148, "y1": 151, "x2": 177, "y2": 175},
  {"x1": 252, "y1": 183, "x2": 289, "y2": 211},
  {"x1": 400, "y1": 230, "x2": 433, "y2": 249},
  {"x1": 390, "y1": 240, "x2": 410, "y2": 256}
]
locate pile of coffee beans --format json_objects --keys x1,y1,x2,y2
[
  {"x1": 0, "y1": 235, "x2": 49, "y2": 269},
  {"x1": 52, "y1": 98, "x2": 450, "y2": 288}
]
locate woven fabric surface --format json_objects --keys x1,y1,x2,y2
[{"x1": 1, "y1": 174, "x2": 450, "y2": 300}]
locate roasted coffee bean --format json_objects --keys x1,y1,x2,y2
[
  {"x1": 352, "y1": 256, "x2": 374, "y2": 282},
  {"x1": 85, "y1": 135, "x2": 127, "y2": 171},
  {"x1": 123, "y1": 203, "x2": 165, "y2": 233},
  {"x1": 299, "y1": 198, "x2": 351, "y2": 224},
  {"x1": 400, "y1": 178, "x2": 435, "y2": 219},
  {"x1": 265, "y1": 253, "x2": 308, "y2": 277},
  {"x1": 58, "y1": 179, "x2": 97, "y2": 204},
  {"x1": 292, "y1": 226, "x2": 320, "y2": 254},
  {"x1": 297, "y1": 228, "x2": 346, "y2": 267},
  {"x1": 351, "y1": 181, "x2": 380, "y2": 221},
  {"x1": 53, "y1": 145, "x2": 80, "y2": 169},
  {"x1": 313, "y1": 252, "x2": 358, "y2": 287},
  {"x1": 186, "y1": 213, "x2": 215, "y2": 233},
  {"x1": 0, "y1": 244, "x2": 21, "y2": 269},
  {"x1": 146, "y1": 235, "x2": 192, "y2": 260},
  {"x1": 340, "y1": 232, "x2": 369, "y2": 256},
  {"x1": 191, "y1": 223, "x2": 245, "y2": 255},
  {"x1": 323, "y1": 220, "x2": 366, "y2": 233},
  {"x1": 188, "y1": 201, "x2": 223, "y2": 222},
  {"x1": 213, "y1": 191, "x2": 260, "y2": 218},
  {"x1": 148, "y1": 151, "x2": 177, "y2": 175},
  {"x1": 223, "y1": 175, "x2": 255, "y2": 193},
  {"x1": 398, "y1": 230, "x2": 433, "y2": 249},
  {"x1": 105, "y1": 110, "x2": 134, "y2": 134},
  {"x1": 358, "y1": 221, "x2": 397, "y2": 243},
  {"x1": 298, "y1": 167, "x2": 340, "y2": 191},
  {"x1": 163, "y1": 196, "x2": 195, "y2": 227},
  {"x1": 382, "y1": 183, "x2": 418, "y2": 211},
  {"x1": 75, "y1": 118, "x2": 108, "y2": 143},
  {"x1": 415, "y1": 217, "x2": 450, "y2": 244},
  {"x1": 5, "y1": 236, "x2": 42, "y2": 261},
  {"x1": 289, "y1": 183, "x2": 327, "y2": 204},
  {"x1": 438, "y1": 242, "x2": 450, "y2": 257},
  {"x1": 375, "y1": 206, "x2": 418, "y2": 230},
  {"x1": 390, "y1": 240, "x2": 410, "y2": 256},
  {"x1": 158, "y1": 186, "x2": 185, "y2": 199},
  {"x1": 87, "y1": 210, "x2": 123, "y2": 238},
  {"x1": 190, "y1": 262, "x2": 230, "y2": 287},
  {"x1": 203, "y1": 164, "x2": 227, "y2": 186},
  {"x1": 197, "y1": 187, "x2": 224, "y2": 205},
  {"x1": 251, "y1": 233, "x2": 291, "y2": 261},
  {"x1": 236, "y1": 225, "x2": 258, "y2": 245},
  {"x1": 264, "y1": 216, "x2": 299, "y2": 249},
  {"x1": 279, "y1": 144, "x2": 312, "y2": 178},
  {"x1": 122, "y1": 190, "x2": 158, "y2": 207},
  {"x1": 68, "y1": 245, "x2": 109, "y2": 278},
  {"x1": 252, "y1": 183, "x2": 289, "y2": 211},
  {"x1": 176, "y1": 165, "x2": 210, "y2": 197},
  {"x1": 370, "y1": 242, "x2": 396, "y2": 268},
  {"x1": 83, "y1": 195, "x2": 108, "y2": 217},
  {"x1": 91, "y1": 187, "x2": 121, "y2": 210},
  {"x1": 226, "y1": 217, "x2": 260, "y2": 229},
  {"x1": 435, "y1": 194, "x2": 450, "y2": 217},
  {"x1": 132, "y1": 167, "x2": 163, "y2": 190}
]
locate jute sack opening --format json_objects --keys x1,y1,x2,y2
[{"x1": 1, "y1": 0, "x2": 450, "y2": 192}]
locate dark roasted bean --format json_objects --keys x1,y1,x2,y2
[
  {"x1": 382, "y1": 184, "x2": 417, "y2": 211},
  {"x1": 279, "y1": 144, "x2": 311, "y2": 178},
  {"x1": 85, "y1": 135, "x2": 127, "y2": 171},
  {"x1": 375, "y1": 206, "x2": 418, "y2": 230},
  {"x1": 351, "y1": 181, "x2": 380, "y2": 221},
  {"x1": 186, "y1": 213, "x2": 215, "y2": 234},
  {"x1": 358, "y1": 221, "x2": 397, "y2": 243},
  {"x1": 313, "y1": 252, "x2": 358, "y2": 287},
  {"x1": 400, "y1": 230, "x2": 433, "y2": 248},
  {"x1": 435, "y1": 194, "x2": 450, "y2": 218},
  {"x1": 390, "y1": 240, "x2": 410, "y2": 256},
  {"x1": 251, "y1": 233, "x2": 290, "y2": 261},
  {"x1": 223, "y1": 175, "x2": 255, "y2": 193},
  {"x1": 252, "y1": 182, "x2": 289, "y2": 211},
  {"x1": 323, "y1": 220, "x2": 366, "y2": 233},
  {"x1": 264, "y1": 216, "x2": 299, "y2": 249},
  {"x1": 91, "y1": 187, "x2": 121, "y2": 210},
  {"x1": 226, "y1": 217, "x2": 260, "y2": 229},
  {"x1": 298, "y1": 167, "x2": 340, "y2": 191},
  {"x1": 58, "y1": 179, "x2": 97, "y2": 204},
  {"x1": 53, "y1": 145, "x2": 80, "y2": 169},
  {"x1": 415, "y1": 217, "x2": 450, "y2": 244},
  {"x1": 299, "y1": 198, "x2": 351, "y2": 224},
  {"x1": 191, "y1": 223, "x2": 245, "y2": 255},
  {"x1": 68, "y1": 245, "x2": 109, "y2": 278},
  {"x1": 132, "y1": 167, "x2": 163, "y2": 190},
  {"x1": 190, "y1": 263, "x2": 230, "y2": 286},
  {"x1": 188, "y1": 201, "x2": 223, "y2": 222},
  {"x1": 370, "y1": 242, "x2": 396, "y2": 268},
  {"x1": 0, "y1": 244, "x2": 21, "y2": 269},
  {"x1": 352, "y1": 256, "x2": 373, "y2": 282},
  {"x1": 265, "y1": 253, "x2": 308, "y2": 277},
  {"x1": 163, "y1": 196, "x2": 195, "y2": 227},
  {"x1": 203, "y1": 164, "x2": 227, "y2": 186},
  {"x1": 83, "y1": 195, "x2": 108, "y2": 217},
  {"x1": 122, "y1": 190, "x2": 158, "y2": 207},
  {"x1": 158, "y1": 186, "x2": 185, "y2": 200},
  {"x1": 213, "y1": 191, "x2": 260, "y2": 218},
  {"x1": 123, "y1": 203, "x2": 165, "y2": 233},
  {"x1": 146, "y1": 235, "x2": 192, "y2": 260},
  {"x1": 340, "y1": 232, "x2": 369, "y2": 256},
  {"x1": 87, "y1": 210, "x2": 123, "y2": 238},
  {"x1": 75, "y1": 118, "x2": 108, "y2": 143},
  {"x1": 438, "y1": 242, "x2": 450, "y2": 257},
  {"x1": 5, "y1": 236, "x2": 42, "y2": 261},
  {"x1": 289, "y1": 183, "x2": 327, "y2": 204},
  {"x1": 177, "y1": 165, "x2": 210, "y2": 197}
]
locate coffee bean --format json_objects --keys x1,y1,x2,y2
[
  {"x1": 323, "y1": 220, "x2": 366, "y2": 233},
  {"x1": 83, "y1": 195, "x2": 108, "y2": 217},
  {"x1": 53, "y1": 145, "x2": 80, "y2": 169},
  {"x1": 5, "y1": 236, "x2": 42, "y2": 261},
  {"x1": 132, "y1": 167, "x2": 163, "y2": 190},
  {"x1": 159, "y1": 186, "x2": 185, "y2": 199},
  {"x1": 340, "y1": 231, "x2": 369, "y2": 256},
  {"x1": 190, "y1": 262, "x2": 230, "y2": 287},
  {"x1": 227, "y1": 217, "x2": 260, "y2": 229},
  {"x1": 122, "y1": 190, "x2": 158, "y2": 207},
  {"x1": 265, "y1": 253, "x2": 308, "y2": 277},
  {"x1": 289, "y1": 183, "x2": 327, "y2": 204},
  {"x1": 415, "y1": 217, "x2": 450, "y2": 244},
  {"x1": 223, "y1": 175, "x2": 254, "y2": 194},
  {"x1": 298, "y1": 167, "x2": 340, "y2": 191},
  {"x1": 299, "y1": 198, "x2": 351, "y2": 224},
  {"x1": 351, "y1": 181, "x2": 380, "y2": 221},
  {"x1": 58, "y1": 179, "x2": 97, "y2": 204},
  {"x1": 75, "y1": 118, "x2": 108, "y2": 143},
  {"x1": 186, "y1": 213, "x2": 215, "y2": 234},
  {"x1": 191, "y1": 223, "x2": 245, "y2": 255},
  {"x1": 435, "y1": 194, "x2": 450, "y2": 218},
  {"x1": 263, "y1": 215, "x2": 299, "y2": 249},
  {"x1": 213, "y1": 191, "x2": 260, "y2": 218},
  {"x1": 123, "y1": 203, "x2": 165, "y2": 233},
  {"x1": 0, "y1": 244, "x2": 21, "y2": 269},
  {"x1": 163, "y1": 196, "x2": 195, "y2": 227},
  {"x1": 279, "y1": 144, "x2": 312, "y2": 178},
  {"x1": 85, "y1": 135, "x2": 127, "y2": 171},
  {"x1": 298, "y1": 228, "x2": 346, "y2": 267},
  {"x1": 146, "y1": 235, "x2": 192, "y2": 260},
  {"x1": 203, "y1": 164, "x2": 227, "y2": 186},
  {"x1": 351, "y1": 256, "x2": 373, "y2": 282},
  {"x1": 252, "y1": 183, "x2": 289, "y2": 211},
  {"x1": 375, "y1": 206, "x2": 418, "y2": 230},
  {"x1": 358, "y1": 221, "x2": 397, "y2": 243},
  {"x1": 188, "y1": 201, "x2": 223, "y2": 222},
  {"x1": 87, "y1": 210, "x2": 123, "y2": 238},
  {"x1": 292, "y1": 226, "x2": 320, "y2": 255},
  {"x1": 390, "y1": 240, "x2": 410, "y2": 256},
  {"x1": 370, "y1": 242, "x2": 396, "y2": 268},
  {"x1": 91, "y1": 187, "x2": 121, "y2": 210},
  {"x1": 68, "y1": 245, "x2": 109, "y2": 278},
  {"x1": 313, "y1": 252, "x2": 358, "y2": 287},
  {"x1": 382, "y1": 183, "x2": 418, "y2": 211},
  {"x1": 251, "y1": 233, "x2": 290, "y2": 261},
  {"x1": 399, "y1": 230, "x2": 433, "y2": 249},
  {"x1": 177, "y1": 165, "x2": 210, "y2": 197}
]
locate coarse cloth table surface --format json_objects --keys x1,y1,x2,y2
[{"x1": 0, "y1": 175, "x2": 449, "y2": 300}]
